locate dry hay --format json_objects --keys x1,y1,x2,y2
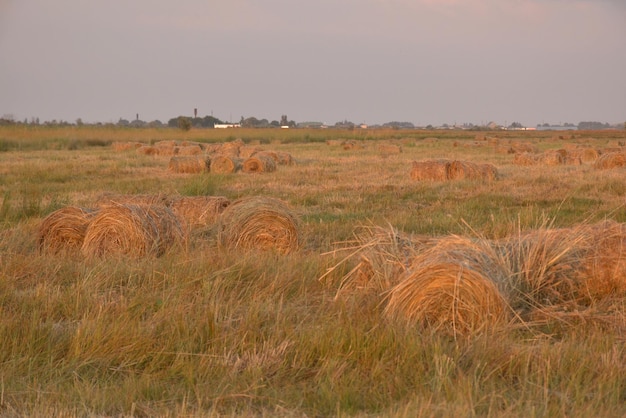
[
  {"x1": 239, "y1": 145, "x2": 263, "y2": 159},
  {"x1": 512, "y1": 152, "x2": 539, "y2": 166},
  {"x1": 377, "y1": 143, "x2": 403, "y2": 155},
  {"x1": 510, "y1": 142, "x2": 539, "y2": 154},
  {"x1": 217, "y1": 196, "x2": 300, "y2": 254},
  {"x1": 384, "y1": 236, "x2": 511, "y2": 336},
  {"x1": 342, "y1": 140, "x2": 364, "y2": 150},
  {"x1": 593, "y1": 152, "x2": 626, "y2": 170},
  {"x1": 275, "y1": 151, "x2": 294, "y2": 165},
  {"x1": 81, "y1": 204, "x2": 184, "y2": 258},
  {"x1": 169, "y1": 196, "x2": 231, "y2": 228},
  {"x1": 205, "y1": 143, "x2": 223, "y2": 155},
  {"x1": 410, "y1": 160, "x2": 449, "y2": 181},
  {"x1": 242, "y1": 153, "x2": 277, "y2": 173},
  {"x1": 154, "y1": 140, "x2": 178, "y2": 148},
  {"x1": 576, "y1": 148, "x2": 599, "y2": 164},
  {"x1": 210, "y1": 155, "x2": 243, "y2": 174},
  {"x1": 94, "y1": 193, "x2": 172, "y2": 208},
  {"x1": 447, "y1": 160, "x2": 498, "y2": 181},
  {"x1": 136, "y1": 145, "x2": 157, "y2": 155},
  {"x1": 218, "y1": 139, "x2": 245, "y2": 157},
  {"x1": 38, "y1": 206, "x2": 98, "y2": 254},
  {"x1": 153, "y1": 144, "x2": 178, "y2": 156},
  {"x1": 168, "y1": 156, "x2": 210, "y2": 174},
  {"x1": 175, "y1": 145, "x2": 203, "y2": 155},
  {"x1": 540, "y1": 150, "x2": 564, "y2": 166},
  {"x1": 112, "y1": 141, "x2": 144, "y2": 152}
]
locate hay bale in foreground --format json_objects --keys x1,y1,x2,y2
[
  {"x1": 217, "y1": 196, "x2": 300, "y2": 254},
  {"x1": 94, "y1": 193, "x2": 172, "y2": 208},
  {"x1": 210, "y1": 155, "x2": 243, "y2": 174},
  {"x1": 38, "y1": 206, "x2": 98, "y2": 254},
  {"x1": 410, "y1": 160, "x2": 449, "y2": 181},
  {"x1": 169, "y1": 196, "x2": 231, "y2": 228},
  {"x1": 593, "y1": 152, "x2": 626, "y2": 170},
  {"x1": 384, "y1": 235, "x2": 511, "y2": 336},
  {"x1": 168, "y1": 156, "x2": 210, "y2": 174},
  {"x1": 81, "y1": 204, "x2": 183, "y2": 258},
  {"x1": 242, "y1": 153, "x2": 277, "y2": 173}
]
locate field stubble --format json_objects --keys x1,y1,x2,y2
[{"x1": 1, "y1": 126, "x2": 626, "y2": 416}]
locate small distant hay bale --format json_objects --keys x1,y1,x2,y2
[
  {"x1": 168, "y1": 156, "x2": 210, "y2": 174},
  {"x1": 342, "y1": 140, "x2": 364, "y2": 150},
  {"x1": 217, "y1": 196, "x2": 300, "y2": 254},
  {"x1": 513, "y1": 152, "x2": 539, "y2": 166},
  {"x1": 81, "y1": 204, "x2": 183, "y2": 258},
  {"x1": 210, "y1": 155, "x2": 243, "y2": 174},
  {"x1": 447, "y1": 160, "x2": 496, "y2": 181},
  {"x1": 242, "y1": 153, "x2": 277, "y2": 173},
  {"x1": 410, "y1": 160, "x2": 449, "y2": 181},
  {"x1": 385, "y1": 236, "x2": 511, "y2": 336},
  {"x1": 377, "y1": 144, "x2": 403, "y2": 155},
  {"x1": 112, "y1": 142, "x2": 143, "y2": 152},
  {"x1": 153, "y1": 144, "x2": 177, "y2": 156},
  {"x1": 169, "y1": 196, "x2": 231, "y2": 228},
  {"x1": 176, "y1": 145, "x2": 203, "y2": 155},
  {"x1": 94, "y1": 193, "x2": 172, "y2": 208},
  {"x1": 593, "y1": 152, "x2": 626, "y2": 170},
  {"x1": 577, "y1": 148, "x2": 599, "y2": 164},
  {"x1": 38, "y1": 207, "x2": 98, "y2": 254},
  {"x1": 540, "y1": 150, "x2": 564, "y2": 166},
  {"x1": 275, "y1": 151, "x2": 294, "y2": 165},
  {"x1": 325, "y1": 140, "x2": 341, "y2": 146}
]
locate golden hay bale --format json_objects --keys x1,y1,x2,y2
[
  {"x1": 410, "y1": 160, "x2": 449, "y2": 181},
  {"x1": 94, "y1": 193, "x2": 172, "y2": 208},
  {"x1": 210, "y1": 155, "x2": 243, "y2": 174},
  {"x1": 168, "y1": 156, "x2": 210, "y2": 174},
  {"x1": 384, "y1": 235, "x2": 511, "y2": 336},
  {"x1": 153, "y1": 145, "x2": 178, "y2": 156},
  {"x1": 495, "y1": 145, "x2": 513, "y2": 154},
  {"x1": 579, "y1": 221, "x2": 626, "y2": 299},
  {"x1": 81, "y1": 204, "x2": 183, "y2": 258},
  {"x1": 242, "y1": 153, "x2": 277, "y2": 173},
  {"x1": 219, "y1": 139, "x2": 244, "y2": 157},
  {"x1": 578, "y1": 148, "x2": 599, "y2": 164},
  {"x1": 593, "y1": 152, "x2": 626, "y2": 170},
  {"x1": 38, "y1": 206, "x2": 98, "y2": 254},
  {"x1": 447, "y1": 160, "x2": 496, "y2": 181},
  {"x1": 154, "y1": 140, "x2": 178, "y2": 148},
  {"x1": 136, "y1": 145, "x2": 157, "y2": 155},
  {"x1": 540, "y1": 150, "x2": 564, "y2": 166},
  {"x1": 513, "y1": 152, "x2": 539, "y2": 166},
  {"x1": 205, "y1": 143, "x2": 223, "y2": 155},
  {"x1": 217, "y1": 196, "x2": 300, "y2": 254},
  {"x1": 176, "y1": 145, "x2": 203, "y2": 155},
  {"x1": 239, "y1": 145, "x2": 263, "y2": 159},
  {"x1": 275, "y1": 151, "x2": 294, "y2": 165},
  {"x1": 169, "y1": 196, "x2": 231, "y2": 228},
  {"x1": 385, "y1": 262, "x2": 509, "y2": 336}
]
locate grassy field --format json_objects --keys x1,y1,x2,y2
[{"x1": 1, "y1": 125, "x2": 625, "y2": 417}]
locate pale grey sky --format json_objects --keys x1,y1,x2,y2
[{"x1": 1, "y1": 0, "x2": 624, "y2": 126}]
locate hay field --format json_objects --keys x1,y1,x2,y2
[{"x1": 1, "y1": 125, "x2": 626, "y2": 417}]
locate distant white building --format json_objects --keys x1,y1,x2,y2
[{"x1": 214, "y1": 123, "x2": 241, "y2": 129}]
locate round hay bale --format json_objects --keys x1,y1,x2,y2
[
  {"x1": 38, "y1": 206, "x2": 98, "y2": 254},
  {"x1": 205, "y1": 143, "x2": 223, "y2": 155},
  {"x1": 81, "y1": 204, "x2": 184, "y2": 258},
  {"x1": 136, "y1": 145, "x2": 157, "y2": 156},
  {"x1": 579, "y1": 221, "x2": 626, "y2": 299},
  {"x1": 513, "y1": 152, "x2": 538, "y2": 166},
  {"x1": 154, "y1": 140, "x2": 178, "y2": 148},
  {"x1": 168, "y1": 156, "x2": 210, "y2": 174},
  {"x1": 94, "y1": 193, "x2": 172, "y2": 208},
  {"x1": 593, "y1": 152, "x2": 626, "y2": 170},
  {"x1": 242, "y1": 154, "x2": 277, "y2": 173},
  {"x1": 169, "y1": 196, "x2": 231, "y2": 228},
  {"x1": 540, "y1": 150, "x2": 564, "y2": 166},
  {"x1": 480, "y1": 163, "x2": 499, "y2": 181},
  {"x1": 210, "y1": 155, "x2": 243, "y2": 174},
  {"x1": 447, "y1": 160, "x2": 486, "y2": 180},
  {"x1": 239, "y1": 145, "x2": 263, "y2": 159},
  {"x1": 275, "y1": 151, "x2": 294, "y2": 165},
  {"x1": 410, "y1": 160, "x2": 449, "y2": 181},
  {"x1": 578, "y1": 148, "x2": 599, "y2": 164},
  {"x1": 153, "y1": 145, "x2": 177, "y2": 156},
  {"x1": 176, "y1": 145, "x2": 203, "y2": 155},
  {"x1": 217, "y1": 196, "x2": 300, "y2": 254},
  {"x1": 385, "y1": 262, "x2": 509, "y2": 336},
  {"x1": 219, "y1": 139, "x2": 244, "y2": 157}
]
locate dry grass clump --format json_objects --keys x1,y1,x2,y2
[
  {"x1": 112, "y1": 141, "x2": 144, "y2": 152},
  {"x1": 593, "y1": 152, "x2": 626, "y2": 170},
  {"x1": 169, "y1": 196, "x2": 231, "y2": 228},
  {"x1": 242, "y1": 153, "x2": 277, "y2": 173},
  {"x1": 38, "y1": 206, "x2": 99, "y2": 254},
  {"x1": 210, "y1": 155, "x2": 243, "y2": 173},
  {"x1": 217, "y1": 196, "x2": 300, "y2": 254},
  {"x1": 81, "y1": 204, "x2": 184, "y2": 258},
  {"x1": 168, "y1": 156, "x2": 210, "y2": 174},
  {"x1": 342, "y1": 140, "x2": 364, "y2": 150},
  {"x1": 136, "y1": 145, "x2": 157, "y2": 155},
  {"x1": 377, "y1": 143, "x2": 403, "y2": 155},
  {"x1": 385, "y1": 236, "x2": 511, "y2": 336},
  {"x1": 410, "y1": 159, "x2": 498, "y2": 181},
  {"x1": 94, "y1": 192, "x2": 172, "y2": 208}
]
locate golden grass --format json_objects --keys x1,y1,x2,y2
[
  {"x1": 38, "y1": 206, "x2": 98, "y2": 254},
  {"x1": 217, "y1": 196, "x2": 300, "y2": 254},
  {"x1": 81, "y1": 204, "x2": 184, "y2": 258}
]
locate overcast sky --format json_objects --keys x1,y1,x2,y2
[{"x1": 1, "y1": 0, "x2": 624, "y2": 127}]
